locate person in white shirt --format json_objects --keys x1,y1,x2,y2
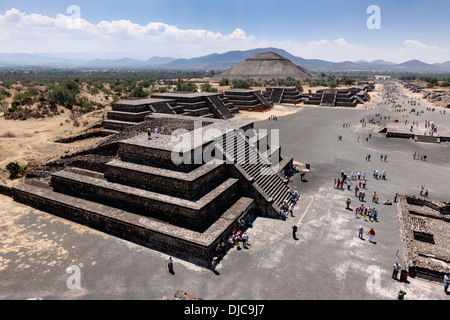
[
  {"x1": 392, "y1": 263, "x2": 401, "y2": 279},
  {"x1": 444, "y1": 274, "x2": 450, "y2": 293}
]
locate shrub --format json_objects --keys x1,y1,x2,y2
[{"x1": 6, "y1": 162, "x2": 27, "y2": 179}]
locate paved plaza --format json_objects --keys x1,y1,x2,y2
[{"x1": 1, "y1": 82, "x2": 449, "y2": 300}]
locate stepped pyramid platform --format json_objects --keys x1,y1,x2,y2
[
  {"x1": 13, "y1": 114, "x2": 295, "y2": 268},
  {"x1": 304, "y1": 84, "x2": 373, "y2": 108},
  {"x1": 103, "y1": 98, "x2": 179, "y2": 134},
  {"x1": 103, "y1": 93, "x2": 239, "y2": 135},
  {"x1": 212, "y1": 52, "x2": 313, "y2": 81},
  {"x1": 224, "y1": 89, "x2": 273, "y2": 111},
  {"x1": 151, "y1": 92, "x2": 239, "y2": 120},
  {"x1": 263, "y1": 87, "x2": 304, "y2": 104}
]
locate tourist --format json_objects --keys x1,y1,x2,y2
[
  {"x1": 147, "y1": 128, "x2": 153, "y2": 140},
  {"x1": 367, "y1": 228, "x2": 376, "y2": 243},
  {"x1": 154, "y1": 127, "x2": 159, "y2": 139},
  {"x1": 394, "y1": 192, "x2": 398, "y2": 203},
  {"x1": 242, "y1": 233, "x2": 249, "y2": 248},
  {"x1": 419, "y1": 186, "x2": 424, "y2": 196},
  {"x1": 289, "y1": 204, "x2": 294, "y2": 217},
  {"x1": 292, "y1": 225, "x2": 298, "y2": 239},
  {"x1": 167, "y1": 257, "x2": 174, "y2": 274},
  {"x1": 397, "y1": 290, "x2": 406, "y2": 300},
  {"x1": 392, "y1": 263, "x2": 401, "y2": 280},
  {"x1": 346, "y1": 197, "x2": 351, "y2": 209},
  {"x1": 444, "y1": 274, "x2": 450, "y2": 293},
  {"x1": 211, "y1": 257, "x2": 218, "y2": 270},
  {"x1": 358, "y1": 226, "x2": 364, "y2": 239}
]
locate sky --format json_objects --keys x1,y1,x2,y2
[{"x1": 0, "y1": 0, "x2": 449, "y2": 63}]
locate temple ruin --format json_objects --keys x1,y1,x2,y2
[
  {"x1": 212, "y1": 52, "x2": 314, "y2": 82},
  {"x1": 397, "y1": 195, "x2": 450, "y2": 283},
  {"x1": 103, "y1": 92, "x2": 239, "y2": 134},
  {"x1": 303, "y1": 84, "x2": 374, "y2": 108},
  {"x1": 12, "y1": 114, "x2": 296, "y2": 267},
  {"x1": 223, "y1": 89, "x2": 273, "y2": 111}
]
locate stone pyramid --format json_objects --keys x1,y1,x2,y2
[{"x1": 213, "y1": 52, "x2": 313, "y2": 81}]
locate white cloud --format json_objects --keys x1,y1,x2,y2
[{"x1": 0, "y1": 8, "x2": 256, "y2": 57}]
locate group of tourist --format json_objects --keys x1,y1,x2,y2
[
  {"x1": 334, "y1": 170, "x2": 369, "y2": 192},
  {"x1": 355, "y1": 204, "x2": 379, "y2": 222},
  {"x1": 413, "y1": 152, "x2": 427, "y2": 161},
  {"x1": 279, "y1": 190, "x2": 299, "y2": 220},
  {"x1": 357, "y1": 226, "x2": 376, "y2": 243},
  {"x1": 210, "y1": 217, "x2": 253, "y2": 271},
  {"x1": 147, "y1": 127, "x2": 159, "y2": 140}
]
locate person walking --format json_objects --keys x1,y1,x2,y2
[
  {"x1": 242, "y1": 233, "x2": 249, "y2": 248},
  {"x1": 346, "y1": 197, "x2": 351, "y2": 209},
  {"x1": 392, "y1": 263, "x2": 401, "y2": 280},
  {"x1": 394, "y1": 192, "x2": 398, "y2": 203},
  {"x1": 167, "y1": 257, "x2": 174, "y2": 274},
  {"x1": 368, "y1": 228, "x2": 376, "y2": 243},
  {"x1": 211, "y1": 257, "x2": 218, "y2": 270},
  {"x1": 358, "y1": 226, "x2": 364, "y2": 239},
  {"x1": 292, "y1": 225, "x2": 298, "y2": 240}
]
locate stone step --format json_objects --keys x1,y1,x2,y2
[
  {"x1": 50, "y1": 169, "x2": 240, "y2": 232},
  {"x1": 104, "y1": 159, "x2": 227, "y2": 200},
  {"x1": 12, "y1": 182, "x2": 254, "y2": 266},
  {"x1": 103, "y1": 119, "x2": 141, "y2": 131}
]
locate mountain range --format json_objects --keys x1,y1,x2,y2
[{"x1": 1, "y1": 48, "x2": 449, "y2": 73}]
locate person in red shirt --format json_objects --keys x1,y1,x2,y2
[{"x1": 368, "y1": 228, "x2": 376, "y2": 243}]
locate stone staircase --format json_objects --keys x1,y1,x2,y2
[
  {"x1": 270, "y1": 88, "x2": 284, "y2": 104},
  {"x1": 320, "y1": 90, "x2": 337, "y2": 106},
  {"x1": 206, "y1": 95, "x2": 234, "y2": 120},
  {"x1": 217, "y1": 130, "x2": 294, "y2": 216}
]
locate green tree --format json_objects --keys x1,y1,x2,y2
[
  {"x1": 130, "y1": 86, "x2": 149, "y2": 98},
  {"x1": 177, "y1": 82, "x2": 198, "y2": 92},
  {"x1": 200, "y1": 83, "x2": 218, "y2": 93},
  {"x1": 219, "y1": 78, "x2": 230, "y2": 86}
]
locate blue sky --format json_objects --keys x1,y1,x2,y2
[{"x1": 0, "y1": 0, "x2": 449, "y2": 62}]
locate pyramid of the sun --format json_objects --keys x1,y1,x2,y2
[{"x1": 212, "y1": 52, "x2": 313, "y2": 81}]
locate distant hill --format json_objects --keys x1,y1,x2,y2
[{"x1": 1, "y1": 48, "x2": 449, "y2": 73}]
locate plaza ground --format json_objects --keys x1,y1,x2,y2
[{"x1": 0, "y1": 82, "x2": 449, "y2": 300}]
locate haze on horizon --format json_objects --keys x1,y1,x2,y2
[{"x1": 0, "y1": 0, "x2": 449, "y2": 64}]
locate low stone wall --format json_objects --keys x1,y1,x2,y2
[
  {"x1": 106, "y1": 111, "x2": 152, "y2": 123},
  {"x1": 0, "y1": 184, "x2": 12, "y2": 197}
]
